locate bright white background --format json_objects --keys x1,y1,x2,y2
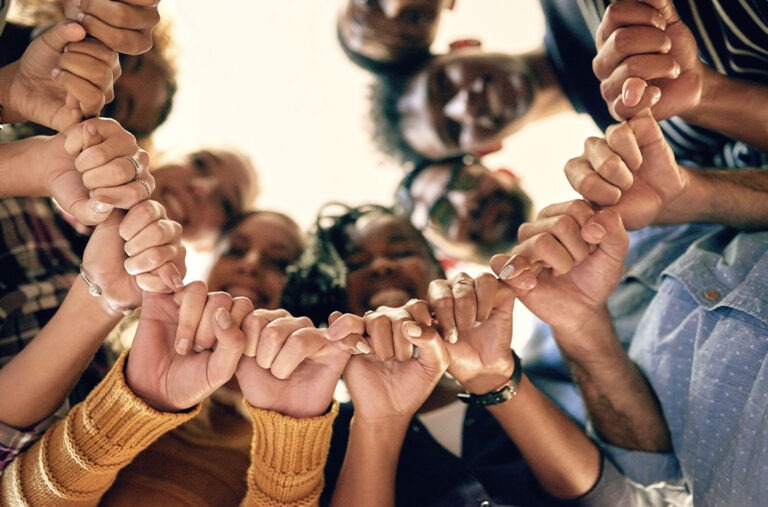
[{"x1": 154, "y1": 0, "x2": 603, "y2": 339}]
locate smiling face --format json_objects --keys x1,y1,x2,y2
[
  {"x1": 339, "y1": 0, "x2": 452, "y2": 65},
  {"x1": 407, "y1": 160, "x2": 531, "y2": 259},
  {"x1": 152, "y1": 148, "x2": 258, "y2": 245},
  {"x1": 340, "y1": 213, "x2": 442, "y2": 315},
  {"x1": 398, "y1": 48, "x2": 535, "y2": 158},
  {"x1": 207, "y1": 212, "x2": 304, "y2": 310}
]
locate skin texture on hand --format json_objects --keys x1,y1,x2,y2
[{"x1": 64, "y1": 0, "x2": 162, "y2": 55}]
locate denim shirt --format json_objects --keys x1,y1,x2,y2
[{"x1": 614, "y1": 227, "x2": 768, "y2": 505}]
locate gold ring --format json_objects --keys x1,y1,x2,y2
[
  {"x1": 135, "y1": 177, "x2": 152, "y2": 200},
  {"x1": 122, "y1": 156, "x2": 140, "y2": 178}
]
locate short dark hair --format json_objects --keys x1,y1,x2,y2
[
  {"x1": 280, "y1": 203, "x2": 443, "y2": 327},
  {"x1": 368, "y1": 64, "x2": 435, "y2": 165},
  {"x1": 336, "y1": 22, "x2": 432, "y2": 75}
]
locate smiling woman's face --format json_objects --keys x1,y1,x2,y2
[
  {"x1": 152, "y1": 148, "x2": 258, "y2": 245},
  {"x1": 398, "y1": 48, "x2": 536, "y2": 159},
  {"x1": 340, "y1": 213, "x2": 442, "y2": 315},
  {"x1": 207, "y1": 212, "x2": 304, "y2": 310}
]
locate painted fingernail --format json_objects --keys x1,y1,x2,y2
[
  {"x1": 91, "y1": 201, "x2": 113, "y2": 214},
  {"x1": 355, "y1": 341, "x2": 371, "y2": 354},
  {"x1": 499, "y1": 259, "x2": 516, "y2": 280},
  {"x1": 175, "y1": 338, "x2": 189, "y2": 355},
  {"x1": 448, "y1": 329, "x2": 458, "y2": 344},
  {"x1": 215, "y1": 307, "x2": 231, "y2": 329},
  {"x1": 403, "y1": 322, "x2": 422, "y2": 337}
]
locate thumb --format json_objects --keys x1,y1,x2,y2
[
  {"x1": 628, "y1": 109, "x2": 666, "y2": 151},
  {"x1": 69, "y1": 197, "x2": 115, "y2": 226},
  {"x1": 38, "y1": 20, "x2": 87, "y2": 53},
  {"x1": 402, "y1": 323, "x2": 449, "y2": 372},
  {"x1": 582, "y1": 208, "x2": 628, "y2": 263}
]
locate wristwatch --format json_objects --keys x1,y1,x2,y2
[{"x1": 457, "y1": 351, "x2": 522, "y2": 407}]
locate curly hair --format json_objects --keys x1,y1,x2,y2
[{"x1": 280, "y1": 203, "x2": 443, "y2": 327}]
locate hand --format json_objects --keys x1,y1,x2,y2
[
  {"x1": 491, "y1": 200, "x2": 628, "y2": 337},
  {"x1": 564, "y1": 109, "x2": 685, "y2": 230},
  {"x1": 593, "y1": 0, "x2": 703, "y2": 121},
  {"x1": 235, "y1": 309, "x2": 352, "y2": 418},
  {"x1": 82, "y1": 199, "x2": 185, "y2": 314},
  {"x1": 46, "y1": 117, "x2": 152, "y2": 226},
  {"x1": 332, "y1": 305, "x2": 449, "y2": 422},
  {"x1": 5, "y1": 20, "x2": 120, "y2": 130},
  {"x1": 64, "y1": 0, "x2": 162, "y2": 55},
  {"x1": 427, "y1": 273, "x2": 518, "y2": 394},
  {"x1": 125, "y1": 283, "x2": 250, "y2": 412}
]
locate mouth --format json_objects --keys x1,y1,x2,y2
[
  {"x1": 367, "y1": 287, "x2": 413, "y2": 310},
  {"x1": 158, "y1": 188, "x2": 190, "y2": 227},
  {"x1": 224, "y1": 284, "x2": 269, "y2": 308}
]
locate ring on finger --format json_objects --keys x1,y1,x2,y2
[
  {"x1": 135, "y1": 177, "x2": 152, "y2": 200},
  {"x1": 122, "y1": 156, "x2": 141, "y2": 178}
]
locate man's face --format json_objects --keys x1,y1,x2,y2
[
  {"x1": 408, "y1": 161, "x2": 531, "y2": 259},
  {"x1": 339, "y1": 0, "x2": 452, "y2": 64},
  {"x1": 399, "y1": 48, "x2": 535, "y2": 159}
]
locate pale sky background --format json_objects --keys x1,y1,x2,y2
[{"x1": 154, "y1": 0, "x2": 604, "y2": 339}]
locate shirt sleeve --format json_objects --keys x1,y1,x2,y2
[
  {"x1": 0, "y1": 351, "x2": 199, "y2": 506},
  {"x1": 242, "y1": 400, "x2": 339, "y2": 507},
  {"x1": 0, "y1": 402, "x2": 68, "y2": 475},
  {"x1": 565, "y1": 455, "x2": 637, "y2": 507},
  {"x1": 592, "y1": 427, "x2": 683, "y2": 486}
]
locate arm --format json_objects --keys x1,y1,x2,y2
[
  {"x1": 235, "y1": 310, "x2": 352, "y2": 505},
  {"x1": 0, "y1": 200, "x2": 184, "y2": 430},
  {"x1": 491, "y1": 200, "x2": 671, "y2": 452},
  {"x1": 431, "y1": 273, "x2": 602, "y2": 498},
  {"x1": 565, "y1": 110, "x2": 768, "y2": 229},
  {"x1": 326, "y1": 305, "x2": 449, "y2": 507},
  {"x1": 0, "y1": 286, "x2": 246, "y2": 504}
]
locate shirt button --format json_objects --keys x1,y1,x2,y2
[{"x1": 704, "y1": 290, "x2": 720, "y2": 301}]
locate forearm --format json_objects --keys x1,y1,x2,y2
[
  {"x1": 554, "y1": 308, "x2": 671, "y2": 452},
  {"x1": 0, "y1": 352, "x2": 197, "y2": 505},
  {"x1": 487, "y1": 374, "x2": 601, "y2": 499},
  {"x1": 0, "y1": 276, "x2": 121, "y2": 428},
  {"x1": 330, "y1": 415, "x2": 409, "y2": 507},
  {"x1": 656, "y1": 167, "x2": 768, "y2": 229},
  {"x1": 681, "y1": 67, "x2": 768, "y2": 152},
  {"x1": 244, "y1": 400, "x2": 338, "y2": 507},
  {"x1": 0, "y1": 136, "x2": 58, "y2": 197},
  {"x1": 0, "y1": 61, "x2": 27, "y2": 125}
]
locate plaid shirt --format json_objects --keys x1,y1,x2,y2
[{"x1": 0, "y1": 196, "x2": 88, "y2": 472}]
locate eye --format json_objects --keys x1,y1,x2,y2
[
  {"x1": 191, "y1": 153, "x2": 210, "y2": 175},
  {"x1": 345, "y1": 253, "x2": 370, "y2": 272},
  {"x1": 430, "y1": 197, "x2": 456, "y2": 230},
  {"x1": 400, "y1": 9, "x2": 427, "y2": 25}
]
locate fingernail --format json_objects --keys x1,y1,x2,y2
[
  {"x1": 622, "y1": 86, "x2": 636, "y2": 106},
  {"x1": 326, "y1": 321, "x2": 341, "y2": 340},
  {"x1": 522, "y1": 275, "x2": 537, "y2": 291},
  {"x1": 172, "y1": 274, "x2": 184, "y2": 289},
  {"x1": 448, "y1": 329, "x2": 458, "y2": 344},
  {"x1": 51, "y1": 68, "x2": 61, "y2": 78},
  {"x1": 91, "y1": 201, "x2": 113, "y2": 214},
  {"x1": 215, "y1": 307, "x2": 231, "y2": 329},
  {"x1": 586, "y1": 222, "x2": 606, "y2": 240},
  {"x1": 403, "y1": 322, "x2": 422, "y2": 337},
  {"x1": 471, "y1": 321, "x2": 482, "y2": 329},
  {"x1": 355, "y1": 341, "x2": 371, "y2": 354},
  {"x1": 77, "y1": 12, "x2": 85, "y2": 22},
  {"x1": 499, "y1": 259, "x2": 516, "y2": 280},
  {"x1": 193, "y1": 345, "x2": 206, "y2": 352},
  {"x1": 175, "y1": 338, "x2": 189, "y2": 355}
]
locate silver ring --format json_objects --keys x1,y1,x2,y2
[
  {"x1": 135, "y1": 177, "x2": 152, "y2": 200},
  {"x1": 456, "y1": 279, "x2": 473, "y2": 286},
  {"x1": 122, "y1": 156, "x2": 141, "y2": 178}
]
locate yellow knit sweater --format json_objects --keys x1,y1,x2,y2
[{"x1": 0, "y1": 353, "x2": 338, "y2": 506}]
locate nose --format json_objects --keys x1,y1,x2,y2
[
  {"x1": 237, "y1": 250, "x2": 262, "y2": 273},
  {"x1": 443, "y1": 79, "x2": 491, "y2": 125},
  {"x1": 380, "y1": 0, "x2": 406, "y2": 18},
  {"x1": 189, "y1": 177, "x2": 218, "y2": 200},
  {"x1": 369, "y1": 255, "x2": 396, "y2": 277}
]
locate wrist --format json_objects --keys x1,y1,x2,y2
[
  {"x1": 452, "y1": 355, "x2": 515, "y2": 395},
  {"x1": 550, "y1": 306, "x2": 616, "y2": 361},
  {"x1": 457, "y1": 351, "x2": 521, "y2": 407},
  {"x1": 0, "y1": 62, "x2": 23, "y2": 124},
  {"x1": 78, "y1": 265, "x2": 138, "y2": 317}
]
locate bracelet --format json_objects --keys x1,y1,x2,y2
[
  {"x1": 457, "y1": 351, "x2": 522, "y2": 407},
  {"x1": 79, "y1": 265, "x2": 136, "y2": 316}
]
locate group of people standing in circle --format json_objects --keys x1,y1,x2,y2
[{"x1": 0, "y1": 0, "x2": 767, "y2": 506}]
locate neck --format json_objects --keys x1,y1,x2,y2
[{"x1": 525, "y1": 49, "x2": 573, "y2": 120}]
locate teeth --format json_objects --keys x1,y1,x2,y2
[{"x1": 369, "y1": 288, "x2": 411, "y2": 308}]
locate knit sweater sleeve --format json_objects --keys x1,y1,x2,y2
[
  {"x1": 0, "y1": 351, "x2": 199, "y2": 506},
  {"x1": 242, "y1": 400, "x2": 339, "y2": 507}
]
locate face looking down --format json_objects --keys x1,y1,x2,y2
[
  {"x1": 338, "y1": 213, "x2": 443, "y2": 316},
  {"x1": 152, "y1": 148, "x2": 259, "y2": 246},
  {"x1": 339, "y1": 0, "x2": 454, "y2": 65},
  {"x1": 398, "y1": 47, "x2": 536, "y2": 159},
  {"x1": 207, "y1": 211, "x2": 305, "y2": 311}
]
